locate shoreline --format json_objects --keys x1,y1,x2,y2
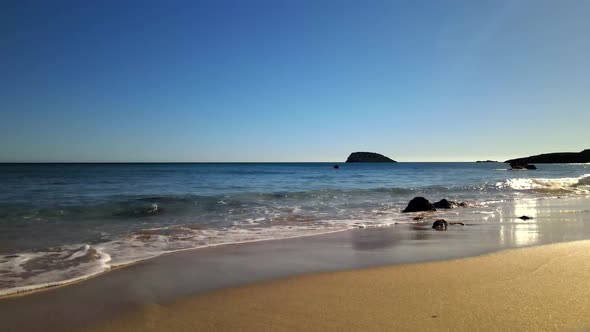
[
  {"x1": 2, "y1": 168, "x2": 589, "y2": 301},
  {"x1": 4, "y1": 193, "x2": 588, "y2": 299},
  {"x1": 2, "y1": 195, "x2": 590, "y2": 331},
  {"x1": 86, "y1": 240, "x2": 590, "y2": 331},
  {"x1": 0, "y1": 227, "x2": 353, "y2": 299}
]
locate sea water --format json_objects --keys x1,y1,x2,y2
[{"x1": 0, "y1": 162, "x2": 589, "y2": 295}]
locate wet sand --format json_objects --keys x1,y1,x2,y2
[
  {"x1": 86, "y1": 240, "x2": 590, "y2": 332},
  {"x1": 1, "y1": 196, "x2": 590, "y2": 331}
]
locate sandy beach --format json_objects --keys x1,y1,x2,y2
[{"x1": 87, "y1": 240, "x2": 590, "y2": 332}]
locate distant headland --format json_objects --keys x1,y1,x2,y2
[
  {"x1": 505, "y1": 149, "x2": 590, "y2": 164},
  {"x1": 345, "y1": 152, "x2": 397, "y2": 163}
]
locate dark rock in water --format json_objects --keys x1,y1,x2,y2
[
  {"x1": 505, "y1": 149, "x2": 590, "y2": 164},
  {"x1": 432, "y1": 219, "x2": 448, "y2": 230},
  {"x1": 333, "y1": 165, "x2": 340, "y2": 169},
  {"x1": 510, "y1": 161, "x2": 537, "y2": 170},
  {"x1": 432, "y1": 199, "x2": 468, "y2": 209},
  {"x1": 432, "y1": 219, "x2": 463, "y2": 229},
  {"x1": 412, "y1": 216, "x2": 424, "y2": 221},
  {"x1": 449, "y1": 222, "x2": 465, "y2": 226},
  {"x1": 403, "y1": 197, "x2": 436, "y2": 213},
  {"x1": 433, "y1": 199, "x2": 454, "y2": 209},
  {"x1": 510, "y1": 164, "x2": 526, "y2": 170},
  {"x1": 345, "y1": 152, "x2": 397, "y2": 163},
  {"x1": 476, "y1": 160, "x2": 498, "y2": 163},
  {"x1": 519, "y1": 215, "x2": 533, "y2": 220}
]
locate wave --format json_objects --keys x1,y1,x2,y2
[
  {"x1": 2, "y1": 176, "x2": 588, "y2": 227},
  {"x1": 0, "y1": 244, "x2": 111, "y2": 296},
  {"x1": 497, "y1": 174, "x2": 590, "y2": 193},
  {"x1": 0, "y1": 221, "x2": 373, "y2": 296},
  {"x1": 0, "y1": 189, "x2": 418, "y2": 225},
  {"x1": 0, "y1": 196, "x2": 223, "y2": 224}
]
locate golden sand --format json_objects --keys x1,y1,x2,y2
[{"x1": 87, "y1": 241, "x2": 590, "y2": 331}]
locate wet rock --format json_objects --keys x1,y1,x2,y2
[
  {"x1": 433, "y1": 199, "x2": 468, "y2": 209},
  {"x1": 433, "y1": 199, "x2": 453, "y2": 209},
  {"x1": 432, "y1": 219, "x2": 448, "y2": 230},
  {"x1": 509, "y1": 161, "x2": 537, "y2": 170},
  {"x1": 402, "y1": 197, "x2": 436, "y2": 213},
  {"x1": 509, "y1": 162, "x2": 525, "y2": 169},
  {"x1": 519, "y1": 215, "x2": 533, "y2": 220}
]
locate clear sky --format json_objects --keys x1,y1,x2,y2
[{"x1": 1, "y1": 0, "x2": 589, "y2": 162}]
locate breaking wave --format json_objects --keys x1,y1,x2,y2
[
  {"x1": 0, "y1": 244, "x2": 111, "y2": 296},
  {"x1": 0, "y1": 221, "x2": 368, "y2": 296},
  {"x1": 497, "y1": 174, "x2": 590, "y2": 194}
]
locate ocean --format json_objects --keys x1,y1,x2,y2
[{"x1": 1, "y1": 162, "x2": 589, "y2": 296}]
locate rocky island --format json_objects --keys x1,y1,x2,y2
[
  {"x1": 506, "y1": 149, "x2": 590, "y2": 164},
  {"x1": 345, "y1": 152, "x2": 397, "y2": 163}
]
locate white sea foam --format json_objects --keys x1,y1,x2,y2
[
  {"x1": 0, "y1": 211, "x2": 425, "y2": 297},
  {"x1": 497, "y1": 174, "x2": 590, "y2": 194},
  {"x1": 0, "y1": 245, "x2": 111, "y2": 296}
]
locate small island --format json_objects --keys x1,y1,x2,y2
[
  {"x1": 345, "y1": 152, "x2": 397, "y2": 163},
  {"x1": 476, "y1": 160, "x2": 498, "y2": 163},
  {"x1": 505, "y1": 149, "x2": 590, "y2": 164}
]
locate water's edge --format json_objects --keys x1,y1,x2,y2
[
  {"x1": 1, "y1": 163, "x2": 588, "y2": 298},
  {"x1": 3, "y1": 194, "x2": 590, "y2": 299}
]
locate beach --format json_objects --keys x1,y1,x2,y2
[{"x1": 84, "y1": 240, "x2": 590, "y2": 332}]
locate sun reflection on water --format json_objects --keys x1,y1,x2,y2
[{"x1": 499, "y1": 199, "x2": 540, "y2": 246}]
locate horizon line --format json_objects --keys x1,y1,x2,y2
[{"x1": 0, "y1": 161, "x2": 508, "y2": 164}]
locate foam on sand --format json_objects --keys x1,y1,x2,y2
[
  {"x1": 0, "y1": 217, "x2": 416, "y2": 296},
  {"x1": 0, "y1": 245, "x2": 111, "y2": 296}
]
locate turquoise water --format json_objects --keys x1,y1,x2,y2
[{"x1": 0, "y1": 162, "x2": 589, "y2": 295}]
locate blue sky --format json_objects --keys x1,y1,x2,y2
[{"x1": 1, "y1": 0, "x2": 589, "y2": 162}]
